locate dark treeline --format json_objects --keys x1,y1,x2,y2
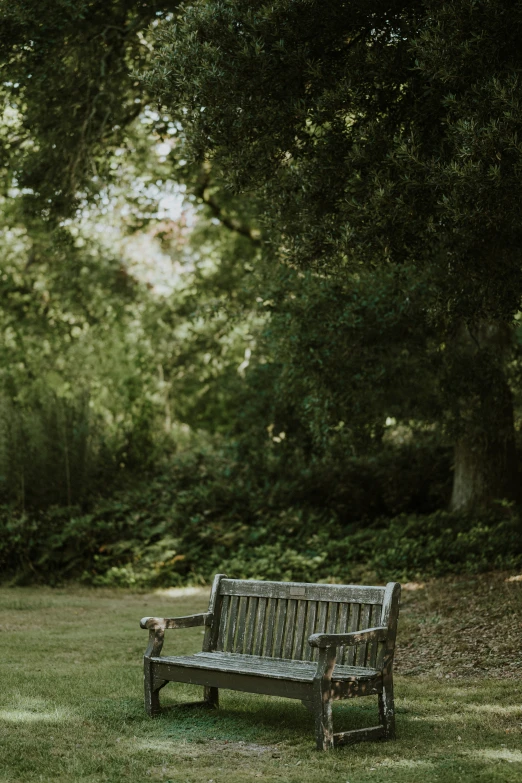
[{"x1": 1, "y1": 1, "x2": 522, "y2": 586}]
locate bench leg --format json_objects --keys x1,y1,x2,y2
[
  {"x1": 203, "y1": 686, "x2": 219, "y2": 709},
  {"x1": 314, "y1": 695, "x2": 334, "y2": 750},
  {"x1": 313, "y1": 690, "x2": 334, "y2": 751},
  {"x1": 144, "y1": 658, "x2": 166, "y2": 716},
  {"x1": 313, "y1": 647, "x2": 335, "y2": 751},
  {"x1": 378, "y1": 679, "x2": 395, "y2": 739}
]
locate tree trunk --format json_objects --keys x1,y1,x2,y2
[
  {"x1": 450, "y1": 322, "x2": 519, "y2": 513},
  {"x1": 450, "y1": 392, "x2": 518, "y2": 512}
]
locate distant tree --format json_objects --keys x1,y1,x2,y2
[
  {"x1": 148, "y1": 0, "x2": 522, "y2": 511},
  {"x1": 0, "y1": 1, "x2": 182, "y2": 217}
]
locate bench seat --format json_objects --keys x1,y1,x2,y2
[{"x1": 153, "y1": 651, "x2": 381, "y2": 683}]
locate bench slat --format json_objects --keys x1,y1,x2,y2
[
  {"x1": 243, "y1": 596, "x2": 258, "y2": 655},
  {"x1": 311, "y1": 602, "x2": 328, "y2": 662},
  {"x1": 344, "y1": 603, "x2": 360, "y2": 665},
  {"x1": 154, "y1": 651, "x2": 381, "y2": 682},
  {"x1": 337, "y1": 602, "x2": 349, "y2": 664},
  {"x1": 216, "y1": 594, "x2": 229, "y2": 652},
  {"x1": 356, "y1": 604, "x2": 372, "y2": 666},
  {"x1": 212, "y1": 579, "x2": 393, "y2": 666},
  {"x1": 263, "y1": 598, "x2": 277, "y2": 656},
  {"x1": 366, "y1": 604, "x2": 382, "y2": 668},
  {"x1": 273, "y1": 599, "x2": 287, "y2": 659},
  {"x1": 302, "y1": 601, "x2": 317, "y2": 661},
  {"x1": 253, "y1": 597, "x2": 267, "y2": 656},
  {"x1": 283, "y1": 599, "x2": 298, "y2": 659},
  {"x1": 225, "y1": 595, "x2": 239, "y2": 652},
  {"x1": 327, "y1": 601, "x2": 339, "y2": 635},
  {"x1": 235, "y1": 596, "x2": 249, "y2": 653},
  {"x1": 219, "y1": 579, "x2": 386, "y2": 605},
  {"x1": 293, "y1": 600, "x2": 307, "y2": 660}
]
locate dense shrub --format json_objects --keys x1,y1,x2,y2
[{"x1": 1, "y1": 445, "x2": 519, "y2": 587}]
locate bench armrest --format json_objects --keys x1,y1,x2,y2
[
  {"x1": 308, "y1": 626, "x2": 388, "y2": 649},
  {"x1": 140, "y1": 613, "x2": 212, "y2": 631},
  {"x1": 141, "y1": 613, "x2": 213, "y2": 657}
]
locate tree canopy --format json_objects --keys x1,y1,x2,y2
[
  {"x1": 1, "y1": 0, "x2": 522, "y2": 586},
  {"x1": 149, "y1": 0, "x2": 522, "y2": 509}
]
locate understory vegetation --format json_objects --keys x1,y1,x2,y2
[{"x1": 2, "y1": 449, "x2": 522, "y2": 587}]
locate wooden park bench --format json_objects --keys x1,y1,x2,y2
[{"x1": 140, "y1": 575, "x2": 401, "y2": 750}]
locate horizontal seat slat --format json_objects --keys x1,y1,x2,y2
[
  {"x1": 152, "y1": 651, "x2": 380, "y2": 683},
  {"x1": 219, "y1": 579, "x2": 386, "y2": 605}
]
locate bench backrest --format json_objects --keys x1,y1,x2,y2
[{"x1": 204, "y1": 575, "x2": 400, "y2": 669}]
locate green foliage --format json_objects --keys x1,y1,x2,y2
[
  {"x1": 146, "y1": 0, "x2": 522, "y2": 512},
  {"x1": 5, "y1": 440, "x2": 520, "y2": 588},
  {"x1": 3, "y1": 0, "x2": 522, "y2": 575},
  {"x1": 150, "y1": 0, "x2": 522, "y2": 323},
  {"x1": 0, "y1": 0, "x2": 181, "y2": 218},
  {"x1": 0, "y1": 212, "x2": 170, "y2": 506}
]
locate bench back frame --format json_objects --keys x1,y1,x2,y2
[{"x1": 203, "y1": 575, "x2": 400, "y2": 669}]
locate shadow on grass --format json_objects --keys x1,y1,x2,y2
[
  {"x1": 2, "y1": 682, "x2": 521, "y2": 782},
  {"x1": 94, "y1": 677, "x2": 521, "y2": 752}
]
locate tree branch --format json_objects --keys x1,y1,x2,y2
[{"x1": 193, "y1": 170, "x2": 262, "y2": 247}]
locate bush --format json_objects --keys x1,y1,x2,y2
[{"x1": 1, "y1": 443, "x2": 520, "y2": 586}]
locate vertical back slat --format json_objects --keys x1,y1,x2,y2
[
  {"x1": 336, "y1": 602, "x2": 349, "y2": 665},
  {"x1": 292, "y1": 600, "x2": 307, "y2": 660},
  {"x1": 216, "y1": 594, "x2": 230, "y2": 651},
  {"x1": 243, "y1": 596, "x2": 258, "y2": 655},
  {"x1": 263, "y1": 598, "x2": 277, "y2": 656},
  {"x1": 327, "y1": 602, "x2": 338, "y2": 634},
  {"x1": 366, "y1": 603, "x2": 382, "y2": 668},
  {"x1": 356, "y1": 603, "x2": 372, "y2": 666},
  {"x1": 302, "y1": 601, "x2": 317, "y2": 661},
  {"x1": 225, "y1": 595, "x2": 239, "y2": 652},
  {"x1": 282, "y1": 599, "x2": 297, "y2": 659},
  {"x1": 338, "y1": 603, "x2": 350, "y2": 634},
  {"x1": 316, "y1": 601, "x2": 328, "y2": 633},
  {"x1": 311, "y1": 602, "x2": 329, "y2": 662},
  {"x1": 253, "y1": 597, "x2": 267, "y2": 656},
  {"x1": 234, "y1": 596, "x2": 249, "y2": 653},
  {"x1": 344, "y1": 603, "x2": 361, "y2": 665},
  {"x1": 273, "y1": 599, "x2": 288, "y2": 658}
]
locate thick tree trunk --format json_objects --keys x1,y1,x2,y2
[
  {"x1": 450, "y1": 386, "x2": 518, "y2": 512},
  {"x1": 449, "y1": 322, "x2": 519, "y2": 513}
]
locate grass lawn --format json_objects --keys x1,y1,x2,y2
[{"x1": 1, "y1": 574, "x2": 521, "y2": 783}]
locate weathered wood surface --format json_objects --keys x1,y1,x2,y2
[
  {"x1": 141, "y1": 575, "x2": 401, "y2": 751},
  {"x1": 313, "y1": 645, "x2": 337, "y2": 750},
  {"x1": 219, "y1": 579, "x2": 386, "y2": 605},
  {"x1": 152, "y1": 651, "x2": 381, "y2": 682},
  {"x1": 308, "y1": 626, "x2": 388, "y2": 648},
  {"x1": 334, "y1": 725, "x2": 385, "y2": 746},
  {"x1": 153, "y1": 660, "x2": 312, "y2": 701},
  {"x1": 140, "y1": 613, "x2": 211, "y2": 630}
]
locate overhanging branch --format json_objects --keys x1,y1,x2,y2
[{"x1": 194, "y1": 170, "x2": 262, "y2": 247}]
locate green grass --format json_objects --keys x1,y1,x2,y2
[{"x1": 1, "y1": 579, "x2": 521, "y2": 783}]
